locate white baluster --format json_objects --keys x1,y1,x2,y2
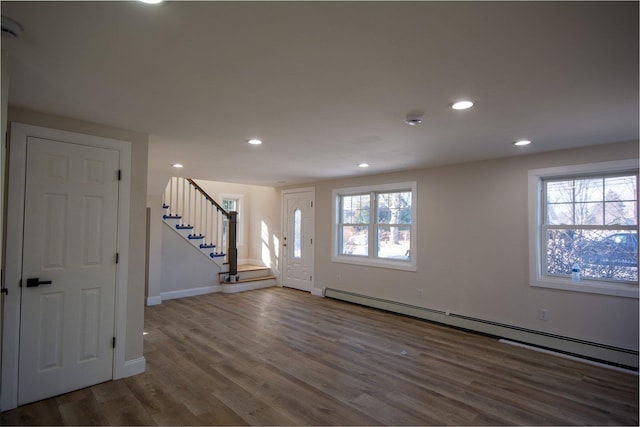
[
  {"x1": 162, "y1": 180, "x2": 172, "y2": 214},
  {"x1": 171, "y1": 177, "x2": 175, "y2": 216},
  {"x1": 170, "y1": 177, "x2": 174, "y2": 215},
  {"x1": 195, "y1": 188, "x2": 199, "y2": 236},
  {"x1": 198, "y1": 194, "x2": 204, "y2": 241},
  {"x1": 181, "y1": 178, "x2": 186, "y2": 223},
  {"x1": 189, "y1": 184, "x2": 194, "y2": 227},
  {"x1": 205, "y1": 202, "x2": 209, "y2": 245},
  {"x1": 215, "y1": 208, "x2": 220, "y2": 252},
  {"x1": 197, "y1": 188, "x2": 201, "y2": 236}
]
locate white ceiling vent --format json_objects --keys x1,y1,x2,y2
[
  {"x1": 405, "y1": 111, "x2": 424, "y2": 126},
  {"x1": 1, "y1": 16, "x2": 23, "y2": 39}
]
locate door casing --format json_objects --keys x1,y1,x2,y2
[
  {"x1": 281, "y1": 187, "x2": 315, "y2": 293},
  {"x1": 1, "y1": 123, "x2": 132, "y2": 411}
]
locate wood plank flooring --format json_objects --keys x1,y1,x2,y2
[{"x1": 2, "y1": 287, "x2": 638, "y2": 425}]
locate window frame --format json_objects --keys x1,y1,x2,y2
[
  {"x1": 528, "y1": 159, "x2": 639, "y2": 298},
  {"x1": 332, "y1": 181, "x2": 417, "y2": 271}
]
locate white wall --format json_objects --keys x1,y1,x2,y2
[
  {"x1": 145, "y1": 195, "x2": 163, "y2": 305},
  {"x1": 194, "y1": 179, "x2": 281, "y2": 267},
  {"x1": 303, "y1": 141, "x2": 639, "y2": 352},
  {"x1": 160, "y1": 223, "x2": 221, "y2": 295},
  {"x1": 249, "y1": 185, "x2": 281, "y2": 271}
]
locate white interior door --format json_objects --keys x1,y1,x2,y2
[
  {"x1": 283, "y1": 189, "x2": 314, "y2": 291},
  {"x1": 18, "y1": 136, "x2": 119, "y2": 405}
]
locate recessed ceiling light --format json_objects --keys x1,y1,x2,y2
[
  {"x1": 172, "y1": 163, "x2": 184, "y2": 168},
  {"x1": 139, "y1": 0, "x2": 163, "y2": 4},
  {"x1": 452, "y1": 100, "x2": 474, "y2": 110},
  {"x1": 513, "y1": 140, "x2": 532, "y2": 146},
  {"x1": 247, "y1": 139, "x2": 263, "y2": 145},
  {"x1": 358, "y1": 163, "x2": 370, "y2": 168}
]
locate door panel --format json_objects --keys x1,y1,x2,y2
[
  {"x1": 38, "y1": 292, "x2": 64, "y2": 371},
  {"x1": 18, "y1": 137, "x2": 119, "y2": 405}
]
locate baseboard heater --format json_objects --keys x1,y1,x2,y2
[{"x1": 324, "y1": 288, "x2": 639, "y2": 370}]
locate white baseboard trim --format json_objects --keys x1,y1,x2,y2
[
  {"x1": 324, "y1": 288, "x2": 638, "y2": 369},
  {"x1": 499, "y1": 339, "x2": 638, "y2": 375},
  {"x1": 311, "y1": 287, "x2": 325, "y2": 297},
  {"x1": 122, "y1": 357, "x2": 146, "y2": 377},
  {"x1": 161, "y1": 285, "x2": 222, "y2": 301},
  {"x1": 156, "y1": 279, "x2": 278, "y2": 303},
  {"x1": 146, "y1": 296, "x2": 162, "y2": 306}
]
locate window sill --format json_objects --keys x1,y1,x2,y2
[
  {"x1": 531, "y1": 276, "x2": 639, "y2": 299},
  {"x1": 332, "y1": 254, "x2": 416, "y2": 272}
]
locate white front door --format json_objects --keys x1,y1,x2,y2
[
  {"x1": 283, "y1": 189, "x2": 314, "y2": 291},
  {"x1": 18, "y1": 136, "x2": 119, "y2": 405}
]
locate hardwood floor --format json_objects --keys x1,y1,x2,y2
[{"x1": 2, "y1": 287, "x2": 638, "y2": 425}]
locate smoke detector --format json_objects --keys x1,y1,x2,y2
[
  {"x1": 1, "y1": 16, "x2": 23, "y2": 39},
  {"x1": 405, "y1": 111, "x2": 423, "y2": 126}
]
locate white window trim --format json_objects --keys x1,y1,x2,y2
[
  {"x1": 332, "y1": 181, "x2": 417, "y2": 272},
  {"x1": 528, "y1": 159, "x2": 639, "y2": 299}
]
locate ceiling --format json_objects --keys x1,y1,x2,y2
[{"x1": 2, "y1": 1, "x2": 638, "y2": 192}]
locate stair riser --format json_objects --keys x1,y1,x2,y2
[
  {"x1": 219, "y1": 268, "x2": 273, "y2": 282},
  {"x1": 221, "y1": 279, "x2": 276, "y2": 293},
  {"x1": 220, "y1": 275, "x2": 276, "y2": 284},
  {"x1": 235, "y1": 269, "x2": 273, "y2": 281}
]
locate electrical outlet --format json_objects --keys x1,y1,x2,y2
[
  {"x1": 538, "y1": 308, "x2": 549, "y2": 321},
  {"x1": 336, "y1": 274, "x2": 342, "y2": 283},
  {"x1": 417, "y1": 289, "x2": 424, "y2": 298}
]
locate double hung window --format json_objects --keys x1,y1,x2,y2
[
  {"x1": 333, "y1": 182, "x2": 416, "y2": 271},
  {"x1": 529, "y1": 160, "x2": 638, "y2": 297}
]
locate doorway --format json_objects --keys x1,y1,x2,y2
[
  {"x1": 282, "y1": 188, "x2": 314, "y2": 292},
  {"x1": 1, "y1": 123, "x2": 132, "y2": 410}
]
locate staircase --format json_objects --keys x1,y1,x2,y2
[{"x1": 162, "y1": 177, "x2": 276, "y2": 292}]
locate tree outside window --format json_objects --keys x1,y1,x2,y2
[{"x1": 543, "y1": 173, "x2": 638, "y2": 283}]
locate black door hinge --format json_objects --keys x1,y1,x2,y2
[
  {"x1": 115, "y1": 253, "x2": 119, "y2": 264},
  {"x1": 117, "y1": 170, "x2": 122, "y2": 181},
  {"x1": 1, "y1": 288, "x2": 7, "y2": 296},
  {"x1": 112, "y1": 337, "x2": 116, "y2": 348}
]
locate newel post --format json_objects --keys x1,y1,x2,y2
[{"x1": 228, "y1": 211, "x2": 238, "y2": 276}]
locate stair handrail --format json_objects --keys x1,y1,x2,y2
[
  {"x1": 185, "y1": 178, "x2": 238, "y2": 276},
  {"x1": 186, "y1": 178, "x2": 230, "y2": 218}
]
